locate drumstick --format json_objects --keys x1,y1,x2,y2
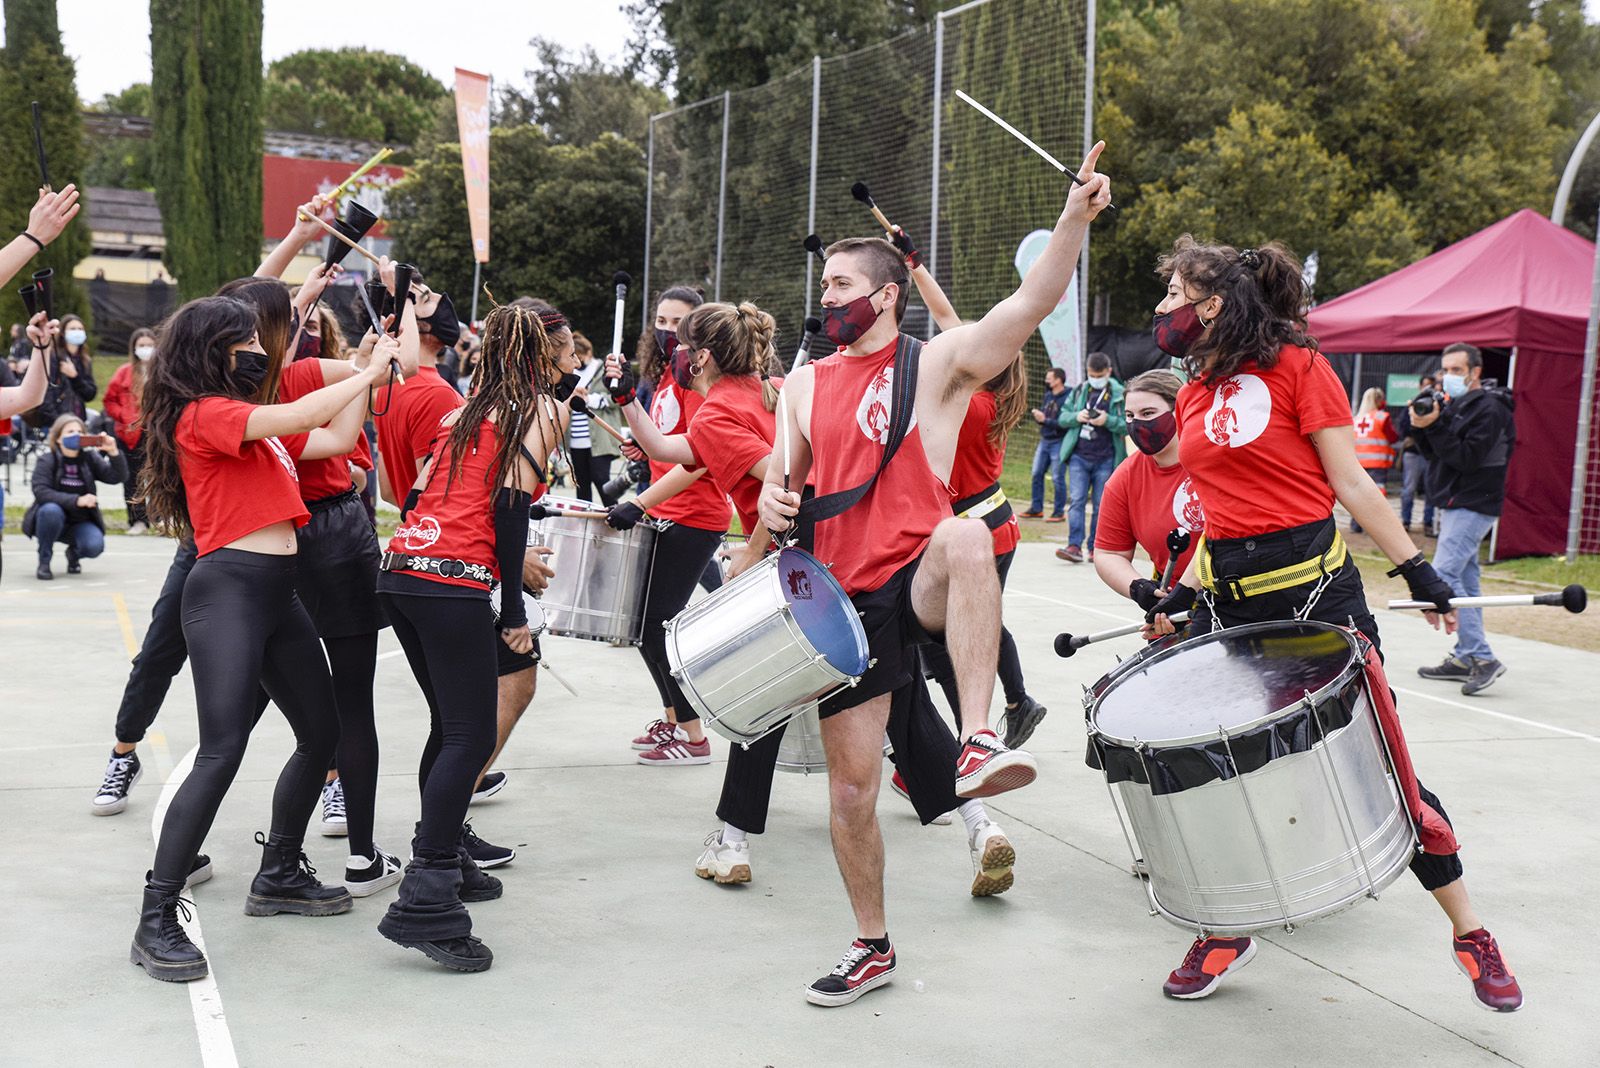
[
  {"x1": 1387, "y1": 584, "x2": 1586, "y2": 613},
  {"x1": 1159, "y1": 529, "x2": 1193, "y2": 591},
  {"x1": 565, "y1": 395, "x2": 629, "y2": 443},
  {"x1": 296, "y1": 210, "x2": 382, "y2": 265},
  {"x1": 953, "y1": 90, "x2": 1116, "y2": 212},
  {"x1": 1054, "y1": 613, "x2": 1190, "y2": 658},
  {"x1": 778, "y1": 386, "x2": 791, "y2": 492},
  {"x1": 324, "y1": 146, "x2": 393, "y2": 203},
  {"x1": 529, "y1": 503, "x2": 609, "y2": 521},
  {"x1": 850, "y1": 183, "x2": 894, "y2": 234},
  {"x1": 608, "y1": 272, "x2": 630, "y2": 389}
]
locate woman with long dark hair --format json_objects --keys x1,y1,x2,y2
[
  {"x1": 375, "y1": 301, "x2": 573, "y2": 972},
  {"x1": 129, "y1": 295, "x2": 397, "y2": 983},
  {"x1": 1141, "y1": 235, "x2": 1521, "y2": 1011},
  {"x1": 103, "y1": 328, "x2": 156, "y2": 533}
]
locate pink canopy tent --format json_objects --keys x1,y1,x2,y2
[{"x1": 1308, "y1": 209, "x2": 1598, "y2": 558}]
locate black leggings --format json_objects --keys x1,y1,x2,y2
[
  {"x1": 379, "y1": 590, "x2": 498, "y2": 856},
  {"x1": 924, "y1": 549, "x2": 1026, "y2": 732},
  {"x1": 151, "y1": 550, "x2": 340, "y2": 885},
  {"x1": 569, "y1": 447, "x2": 618, "y2": 506},
  {"x1": 323, "y1": 633, "x2": 379, "y2": 859},
  {"x1": 123, "y1": 443, "x2": 147, "y2": 526},
  {"x1": 639, "y1": 522, "x2": 724, "y2": 722}
]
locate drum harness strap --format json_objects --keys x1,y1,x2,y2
[
  {"x1": 952, "y1": 481, "x2": 1012, "y2": 531},
  {"x1": 1194, "y1": 528, "x2": 1349, "y2": 629}
]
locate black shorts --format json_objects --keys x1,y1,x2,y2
[
  {"x1": 820, "y1": 555, "x2": 937, "y2": 719},
  {"x1": 295, "y1": 491, "x2": 387, "y2": 639},
  {"x1": 495, "y1": 632, "x2": 539, "y2": 677}
]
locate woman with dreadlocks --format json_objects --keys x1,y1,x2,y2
[{"x1": 375, "y1": 301, "x2": 576, "y2": 973}]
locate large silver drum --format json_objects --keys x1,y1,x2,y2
[
  {"x1": 775, "y1": 705, "x2": 827, "y2": 775},
  {"x1": 1086, "y1": 620, "x2": 1417, "y2": 934},
  {"x1": 666, "y1": 547, "x2": 869, "y2": 746},
  {"x1": 531, "y1": 496, "x2": 657, "y2": 646}
]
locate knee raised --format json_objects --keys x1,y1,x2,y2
[{"x1": 942, "y1": 518, "x2": 993, "y2": 568}]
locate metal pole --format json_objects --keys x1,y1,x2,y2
[
  {"x1": 1350, "y1": 353, "x2": 1363, "y2": 409},
  {"x1": 469, "y1": 261, "x2": 481, "y2": 326},
  {"x1": 643, "y1": 114, "x2": 655, "y2": 326},
  {"x1": 1565, "y1": 209, "x2": 1600, "y2": 562},
  {"x1": 714, "y1": 91, "x2": 731, "y2": 302},
  {"x1": 1491, "y1": 346, "x2": 1518, "y2": 562},
  {"x1": 1553, "y1": 108, "x2": 1600, "y2": 227},
  {"x1": 928, "y1": 13, "x2": 946, "y2": 290},
  {"x1": 1079, "y1": 0, "x2": 1097, "y2": 352},
  {"x1": 805, "y1": 56, "x2": 821, "y2": 321}
]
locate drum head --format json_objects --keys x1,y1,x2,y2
[
  {"x1": 1092, "y1": 620, "x2": 1359, "y2": 745},
  {"x1": 524, "y1": 594, "x2": 547, "y2": 635},
  {"x1": 777, "y1": 548, "x2": 870, "y2": 677}
]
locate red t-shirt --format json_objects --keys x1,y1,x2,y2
[
  {"x1": 810, "y1": 337, "x2": 953, "y2": 595},
  {"x1": 1176, "y1": 345, "x2": 1351, "y2": 540},
  {"x1": 177, "y1": 397, "x2": 310, "y2": 556},
  {"x1": 1094, "y1": 452, "x2": 1205, "y2": 578},
  {"x1": 646, "y1": 378, "x2": 732, "y2": 533},
  {"x1": 948, "y1": 390, "x2": 1020, "y2": 557},
  {"x1": 103, "y1": 363, "x2": 144, "y2": 448},
  {"x1": 374, "y1": 365, "x2": 464, "y2": 500},
  {"x1": 685, "y1": 376, "x2": 779, "y2": 535},
  {"x1": 387, "y1": 418, "x2": 509, "y2": 590},
  {"x1": 278, "y1": 359, "x2": 374, "y2": 502}
]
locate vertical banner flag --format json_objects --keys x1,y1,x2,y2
[
  {"x1": 454, "y1": 68, "x2": 492, "y2": 264},
  {"x1": 1015, "y1": 229, "x2": 1082, "y2": 383}
]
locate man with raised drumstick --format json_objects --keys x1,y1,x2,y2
[{"x1": 759, "y1": 144, "x2": 1112, "y2": 1007}]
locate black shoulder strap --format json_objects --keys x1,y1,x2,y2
[
  {"x1": 519, "y1": 443, "x2": 547, "y2": 486},
  {"x1": 800, "y1": 333, "x2": 922, "y2": 525}
]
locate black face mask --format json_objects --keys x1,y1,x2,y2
[
  {"x1": 229, "y1": 349, "x2": 270, "y2": 397},
  {"x1": 294, "y1": 329, "x2": 321, "y2": 362},
  {"x1": 553, "y1": 371, "x2": 581, "y2": 402},
  {"x1": 1128, "y1": 411, "x2": 1178, "y2": 455},
  {"x1": 420, "y1": 294, "x2": 462, "y2": 347},
  {"x1": 653, "y1": 328, "x2": 677, "y2": 361}
]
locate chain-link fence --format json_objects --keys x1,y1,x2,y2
[{"x1": 644, "y1": 0, "x2": 1091, "y2": 460}]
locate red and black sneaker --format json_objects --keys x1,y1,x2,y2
[
  {"x1": 1453, "y1": 928, "x2": 1523, "y2": 1012},
  {"x1": 955, "y1": 730, "x2": 1037, "y2": 798},
  {"x1": 1162, "y1": 936, "x2": 1256, "y2": 999},
  {"x1": 806, "y1": 939, "x2": 895, "y2": 1007}
]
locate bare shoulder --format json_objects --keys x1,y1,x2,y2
[
  {"x1": 783, "y1": 363, "x2": 816, "y2": 395},
  {"x1": 439, "y1": 407, "x2": 464, "y2": 428}
]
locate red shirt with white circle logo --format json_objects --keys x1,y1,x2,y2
[
  {"x1": 1094, "y1": 451, "x2": 1204, "y2": 577},
  {"x1": 947, "y1": 390, "x2": 1020, "y2": 557},
  {"x1": 1175, "y1": 345, "x2": 1352, "y2": 540},
  {"x1": 685, "y1": 375, "x2": 781, "y2": 536},
  {"x1": 278, "y1": 359, "x2": 374, "y2": 502},
  {"x1": 176, "y1": 397, "x2": 310, "y2": 556},
  {"x1": 646, "y1": 378, "x2": 732, "y2": 532}
]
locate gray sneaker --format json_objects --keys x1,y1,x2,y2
[
  {"x1": 1417, "y1": 655, "x2": 1472, "y2": 681},
  {"x1": 1002, "y1": 695, "x2": 1049, "y2": 749},
  {"x1": 1461, "y1": 658, "x2": 1506, "y2": 696}
]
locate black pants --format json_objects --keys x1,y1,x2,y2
[
  {"x1": 379, "y1": 589, "x2": 498, "y2": 857},
  {"x1": 115, "y1": 538, "x2": 198, "y2": 745},
  {"x1": 151, "y1": 551, "x2": 341, "y2": 884},
  {"x1": 1190, "y1": 517, "x2": 1464, "y2": 892},
  {"x1": 638, "y1": 522, "x2": 723, "y2": 722},
  {"x1": 123, "y1": 442, "x2": 147, "y2": 526},
  {"x1": 925, "y1": 548, "x2": 1026, "y2": 731},
  {"x1": 569, "y1": 447, "x2": 618, "y2": 506}
]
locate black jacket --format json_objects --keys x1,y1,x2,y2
[
  {"x1": 22, "y1": 447, "x2": 127, "y2": 538},
  {"x1": 31, "y1": 350, "x2": 96, "y2": 427},
  {"x1": 1413, "y1": 387, "x2": 1515, "y2": 516}
]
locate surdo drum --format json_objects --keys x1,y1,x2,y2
[
  {"x1": 666, "y1": 547, "x2": 869, "y2": 746},
  {"x1": 1086, "y1": 620, "x2": 1418, "y2": 935},
  {"x1": 774, "y1": 705, "x2": 893, "y2": 775},
  {"x1": 530, "y1": 496, "x2": 658, "y2": 646}
]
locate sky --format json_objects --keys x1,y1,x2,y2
[{"x1": 51, "y1": 0, "x2": 638, "y2": 105}]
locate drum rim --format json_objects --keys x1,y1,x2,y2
[
  {"x1": 773, "y1": 545, "x2": 871, "y2": 677},
  {"x1": 1088, "y1": 619, "x2": 1363, "y2": 749}
]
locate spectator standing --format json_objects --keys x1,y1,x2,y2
[
  {"x1": 1350, "y1": 386, "x2": 1398, "y2": 533},
  {"x1": 1054, "y1": 351, "x2": 1125, "y2": 562},
  {"x1": 1020, "y1": 366, "x2": 1069, "y2": 520},
  {"x1": 1395, "y1": 373, "x2": 1438, "y2": 534},
  {"x1": 32, "y1": 313, "x2": 97, "y2": 427},
  {"x1": 103, "y1": 328, "x2": 157, "y2": 534},
  {"x1": 23, "y1": 413, "x2": 127, "y2": 579}
]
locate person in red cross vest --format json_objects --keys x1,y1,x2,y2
[{"x1": 1351, "y1": 387, "x2": 1398, "y2": 533}]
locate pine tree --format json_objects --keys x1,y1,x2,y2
[
  {"x1": 0, "y1": 0, "x2": 90, "y2": 327},
  {"x1": 150, "y1": 0, "x2": 264, "y2": 300}
]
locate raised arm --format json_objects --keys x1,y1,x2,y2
[
  {"x1": 257, "y1": 195, "x2": 330, "y2": 279},
  {"x1": 0, "y1": 313, "x2": 53, "y2": 418},
  {"x1": 1, "y1": 186, "x2": 80, "y2": 291},
  {"x1": 757, "y1": 368, "x2": 815, "y2": 534},
  {"x1": 246, "y1": 339, "x2": 397, "y2": 441},
  {"x1": 602, "y1": 354, "x2": 698, "y2": 467}
]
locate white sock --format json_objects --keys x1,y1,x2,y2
[
  {"x1": 959, "y1": 800, "x2": 988, "y2": 839},
  {"x1": 722, "y1": 823, "x2": 748, "y2": 845}
]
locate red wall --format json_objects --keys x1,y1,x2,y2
[{"x1": 261, "y1": 156, "x2": 407, "y2": 240}]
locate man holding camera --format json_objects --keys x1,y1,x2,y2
[
  {"x1": 1410, "y1": 343, "x2": 1515, "y2": 695},
  {"x1": 1054, "y1": 351, "x2": 1125, "y2": 563}
]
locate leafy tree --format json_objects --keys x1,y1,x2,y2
[
  {"x1": 263, "y1": 48, "x2": 447, "y2": 145},
  {"x1": 497, "y1": 38, "x2": 668, "y2": 146},
  {"x1": 84, "y1": 82, "x2": 156, "y2": 192},
  {"x1": 0, "y1": 0, "x2": 90, "y2": 326},
  {"x1": 150, "y1": 0, "x2": 264, "y2": 300},
  {"x1": 386, "y1": 126, "x2": 647, "y2": 341}
]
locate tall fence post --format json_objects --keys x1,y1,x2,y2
[
  {"x1": 714, "y1": 91, "x2": 731, "y2": 302},
  {"x1": 643, "y1": 114, "x2": 655, "y2": 326},
  {"x1": 928, "y1": 12, "x2": 946, "y2": 294},
  {"x1": 1566, "y1": 207, "x2": 1600, "y2": 562},
  {"x1": 1079, "y1": 0, "x2": 1097, "y2": 369},
  {"x1": 806, "y1": 57, "x2": 821, "y2": 320}
]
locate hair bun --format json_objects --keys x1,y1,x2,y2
[{"x1": 1239, "y1": 248, "x2": 1262, "y2": 271}]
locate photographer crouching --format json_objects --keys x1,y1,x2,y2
[
  {"x1": 1409, "y1": 342, "x2": 1515, "y2": 695},
  {"x1": 23, "y1": 413, "x2": 127, "y2": 580}
]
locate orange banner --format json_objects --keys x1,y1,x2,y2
[{"x1": 454, "y1": 68, "x2": 492, "y2": 264}]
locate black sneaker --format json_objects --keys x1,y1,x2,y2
[
  {"x1": 92, "y1": 748, "x2": 142, "y2": 815},
  {"x1": 1461, "y1": 658, "x2": 1506, "y2": 696},
  {"x1": 388, "y1": 934, "x2": 494, "y2": 973},
  {"x1": 1417, "y1": 655, "x2": 1472, "y2": 681},
  {"x1": 461, "y1": 822, "x2": 515, "y2": 869},
  {"x1": 345, "y1": 847, "x2": 404, "y2": 898},
  {"x1": 805, "y1": 939, "x2": 895, "y2": 1007},
  {"x1": 187, "y1": 854, "x2": 213, "y2": 889},
  {"x1": 36, "y1": 561, "x2": 52, "y2": 580},
  {"x1": 1002, "y1": 695, "x2": 1049, "y2": 749},
  {"x1": 470, "y1": 771, "x2": 507, "y2": 805},
  {"x1": 66, "y1": 547, "x2": 81, "y2": 574}
]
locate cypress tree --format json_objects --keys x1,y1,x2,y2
[
  {"x1": 150, "y1": 0, "x2": 264, "y2": 299},
  {"x1": 0, "y1": 0, "x2": 90, "y2": 326}
]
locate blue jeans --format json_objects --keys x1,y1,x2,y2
[
  {"x1": 1029, "y1": 437, "x2": 1066, "y2": 515},
  {"x1": 34, "y1": 502, "x2": 105, "y2": 566},
  {"x1": 1433, "y1": 507, "x2": 1496, "y2": 662},
  {"x1": 1067, "y1": 451, "x2": 1116, "y2": 549},
  {"x1": 1400, "y1": 452, "x2": 1434, "y2": 529}
]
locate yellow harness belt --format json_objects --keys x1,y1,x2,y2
[
  {"x1": 1196, "y1": 530, "x2": 1348, "y2": 599},
  {"x1": 956, "y1": 485, "x2": 1008, "y2": 521}
]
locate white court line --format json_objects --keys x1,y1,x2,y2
[
  {"x1": 1004, "y1": 587, "x2": 1132, "y2": 623},
  {"x1": 151, "y1": 745, "x2": 240, "y2": 1068},
  {"x1": 376, "y1": 649, "x2": 404, "y2": 661},
  {"x1": 1392, "y1": 684, "x2": 1600, "y2": 744}
]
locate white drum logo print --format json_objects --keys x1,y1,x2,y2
[
  {"x1": 1172, "y1": 477, "x2": 1205, "y2": 533},
  {"x1": 856, "y1": 365, "x2": 915, "y2": 444},
  {"x1": 1203, "y1": 374, "x2": 1271, "y2": 448}
]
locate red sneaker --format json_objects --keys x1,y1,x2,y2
[
  {"x1": 955, "y1": 730, "x2": 1037, "y2": 798},
  {"x1": 805, "y1": 939, "x2": 895, "y2": 1006},
  {"x1": 888, "y1": 770, "x2": 952, "y2": 824},
  {"x1": 636, "y1": 735, "x2": 711, "y2": 766},
  {"x1": 631, "y1": 719, "x2": 680, "y2": 751},
  {"x1": 1163, "y1": 936, "x2": 1256, "y2": 999},
  {"x1": 1453, "y1": 929, "x2": 1522, "y2": 1011}
]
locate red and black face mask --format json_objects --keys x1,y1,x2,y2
[
  {"x1": 1152, "y1": 301, "x2": 1206, "y2": 359},
  {"x1": 1128, "y1": 411, "x2": 1178, "y2": 455},
  {"x1": 669, "y1": 338, "x2": 700, "y2": 390},
  {"x1": 820, "y1": 284, "x2": 887, "y2": 347},
  {"x1": 294, "y1": 329, "x2": 321, "y2": 362}
]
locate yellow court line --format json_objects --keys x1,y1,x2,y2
[{"x1": 112, "y1": 592, "x2": 139, "y2": 659}]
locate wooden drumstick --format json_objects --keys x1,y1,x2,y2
[
  {"x1": 851, "y1": 182, "x2": 895, "y2": 235},
  {"x1": 566, "y1": 395, "x2": 629, "y2": 444},
  {"x1": 296, "y1": 210, "x2": 382, "y2": 266}
]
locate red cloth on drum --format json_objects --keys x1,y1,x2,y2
[
  {"x1": 685, "y1": 374, "x2": 780, "y2": 535},
  {"x1": 646, "y1": 379, "x2": 732, "y2": 533},
  {"x1": 1362, "y1": 646, "x2": 1460, "y2": 855},
  {"x1": 279, "y1": 359, "x2": 374, "y2": 500},
  {"x1": 1094, "y1": 452, "x2": 1202, "y2": 578},
  {"x1": 948, "y1": 390, "x2": 1019, "y2": 557}
]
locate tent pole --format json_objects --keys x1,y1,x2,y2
[
  {"x1": 1350, "y1": 353, "x2": 1363, "y2": 409},
  {"x1": 1489, "y1": 346, "x2": 1518, "y2": 562},
  {"x1": 1566, "y1": 210, "x2": 1600, "y2": 562}
]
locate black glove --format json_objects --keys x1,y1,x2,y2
[
  {"x1": 1389, "y1": 553, "x2": 1453, "y2": 612},
  {"x1": 1145, "y1": 583, "x2": 1197, "y2": 624},
  {"x1": 606, "y1": 500, "x2": 645, "y2": 530},
  {"x1": 607, "y1": 364, "x2": 637, "y2": 405},
  {"x1": 889, "y1": 226, "x2": 922, "y2": 270},
  {"x1": 1128, "y1": 578, "x2": 1162, "y2": 614}
]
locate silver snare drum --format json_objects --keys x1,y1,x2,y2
[
  {"x1": 1086, "y1": 620, "x2": 1418, "y2": 935},
  {"x1": 666, "y1": 547, "x2": 869, "y2": 746},
  {"x1": 531, "y1": 496, "x2": 657, "y2": 646}
]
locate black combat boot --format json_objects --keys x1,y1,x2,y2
[
  {"x1": 378, "y1": 847, "x2": 492, "y2": 973},
  {"x1": 130, "y1": 875, "x2": 208, "y2": 982},
  {"x1": 244, "y1": 831, "x2": 354, "y2": 917}
]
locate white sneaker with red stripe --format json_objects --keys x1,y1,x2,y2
[
  {"x1": 887, "y1": 770, "x2": 953, "y2": 825},
  {"x1": 805, "y1": 939, "x2": 895, "y2": 1007},
  {"x1": 637, "y1": 734, "x2": 711, "y2": 766},
  {"x1": 631, "y1": 719, "x2": 682, "y2": 751},
  {"x1": 955, "y1": 729, "x2": 1037, "y2": 798}
]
